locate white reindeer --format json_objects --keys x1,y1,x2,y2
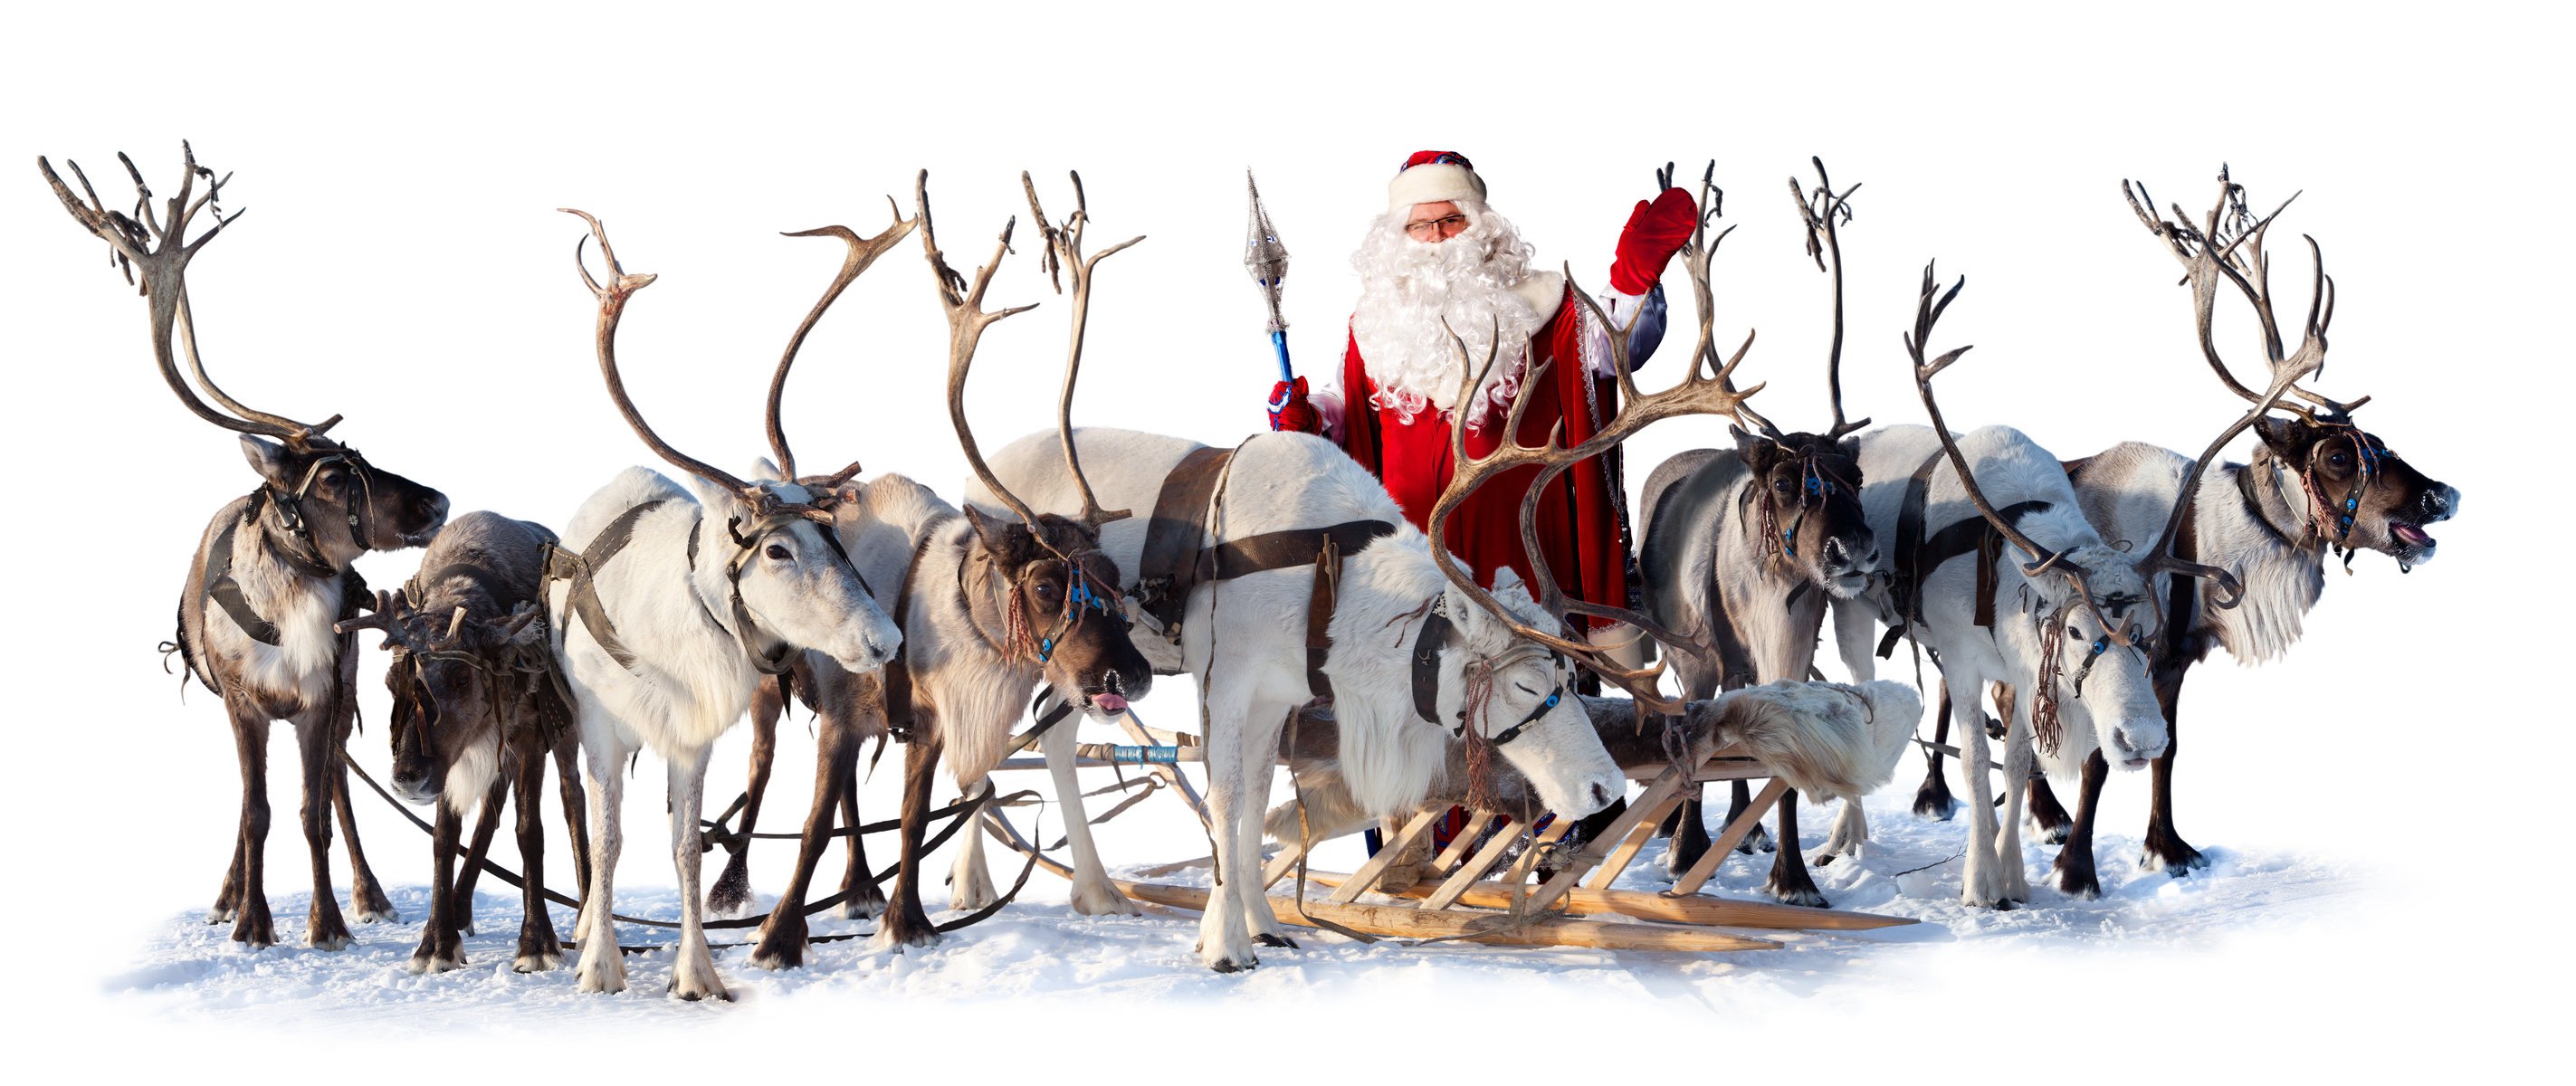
[{"x1": 549, "y1": 211, "x2": 902, "y2": 1000}]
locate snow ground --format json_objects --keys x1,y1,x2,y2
[{"x1": 104, "y1": 767, "x2": 2368, "y2": 1032}]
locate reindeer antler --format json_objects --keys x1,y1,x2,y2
[
  {"x1": 1425, "y1": 227, "x2": 1764, "y2": 712},
  {"x1": 916, "y1": 171, "x2": 1048, "y2": 532},
  {"x1": 39, "y1": 143, "x2": 345, "y2": 445},
  {"x1": 1024, "y1": 170, "x2": 1138, "y2": 530},
  {"x1": 1905, "y1": 263, "x2": 2131, "y2": 648},
  {"x1": 2123, "y1": 167, "x2": 2362, "y2": 424},
  {"x1": 765, "y1": 206, "x2": 918, "y2": 484},
  {"x1": 1789, "y1": 157, "x2": 1872, "y2": 439}
]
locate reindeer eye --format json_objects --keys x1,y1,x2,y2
[
  {"x1": 2066, "y1": 624, "x2": 2081, "y2": 638},
  {"x1": 1774, "y1": 477, "x2": 1794, "y2": 492},
  {"x1": 765, "y1": 543, "x2": 792, "y2": 562}
]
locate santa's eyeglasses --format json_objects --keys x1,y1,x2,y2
[{"x1": 1404, "y1": 213, "x2": 1470, "y2": 239}]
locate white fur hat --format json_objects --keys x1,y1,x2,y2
[{"x1": 1388, "y1": 149, "x2": 1487, "y2": 213}]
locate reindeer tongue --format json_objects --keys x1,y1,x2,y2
[
  {"x1": 1094, "y1": 692, "x2": 1129, "y2": 713},
  {"x1": 2392, "y1": 523, "x2": 2432, "y2": 547}
]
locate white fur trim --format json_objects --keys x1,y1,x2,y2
[
  {"x1": 1512, "y1": 271, "x2": 1564, "y2": 324},
  {"x1": 1388, "y1": 163, "x2": 1486, "y2": 212}
]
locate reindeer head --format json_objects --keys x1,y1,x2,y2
[
  {"x1": 559, "y1": 208, "x2": 906, "y2": 678},
  {"x1": 2252, "y1": 415, "x2": 2457, "y2": 568},
  {"x1": 346, "y1": 595, "x2": 558, "y2": 808},
  {"x1": 919, "y1": 169, "x2": 1156, "y2": 720},
  {"x1": 1436, "y1": 569, "x2": 1623, "y2": 817},
  {"x1": 39, "y1": 145, "x2": 449, "y2": 564},
  {"x1": 1734, "y1": 427, "x2": 1876, "y2": 595},
  {"x1": 2127, "y1": 167, "x2": 2463, "y2": 573},
  {"x1": 961, "y1": 507, "x2": 1153, "y2": 719}
]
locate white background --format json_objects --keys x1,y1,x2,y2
[{"x1": 1, "y1": 0, "x2": 2563, "y2": 1079}]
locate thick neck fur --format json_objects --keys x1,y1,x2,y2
[
  {"x1": 1713, "y1": 482, "x2": 1831, "y2": 681},
  {"x1": 1315, "y1": 527, "x2": 1491, "y2": 818},
  {"x1": 2194, "y1": 457, "x2": 2327, "y2": 665},
  {"x1": 200, "y1": 494, "x2": 348, "y2": 714},
  {"x1": 851, "y1": 473, "x2": 1039, "y2": 787}
]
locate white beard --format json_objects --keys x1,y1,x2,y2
[{"x1": 1349, "y1": 201, "x2": 1543, "y2": 428}]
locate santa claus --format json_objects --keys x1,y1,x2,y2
[{"x1": 1269, "y1": 150, "x2": 1697, "y2": 637}]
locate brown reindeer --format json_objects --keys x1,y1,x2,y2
[
  {"x1": 40, "y1": 145, "x2": 450, "y2": 948},
  {"x1": 1971, "y1": 171, "x2": 2462, "y2": 896},
  {"x1": 339, "y1": 511, "x2": 592, "y2": 972}
]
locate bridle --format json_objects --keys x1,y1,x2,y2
[
  {"x1": 2027, "y1": 587, "x2": 2151, "y2": 757},
  {"x1": 1406, "y1": 595, "x2": 1569, "y2": 748},
  {"x1": 711, "y1": 508, "x2": 870, "y2": 677},
  {"x1": 262, "y1": 444, "x2": 378, "y2": 576},
  {"x1": 1751, "y1": 445, "x2": 1860, "y2": 565},
  {"x1": 959, "y1": 534, "x2": 1127, "y2": 666},
  {"x1": 2301, "y1": 424, "x2": 2394, "y2": 548}
]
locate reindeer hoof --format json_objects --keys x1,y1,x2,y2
[
  {"x1": 706, "y1": 862, "x2": 755, "y2": 920},
  {"x1": 575, "y1": 952, "x2": 627, "y2": 994},
  {"x1": 513, "y1": 948, "x2": 564, "y2": 973},
  {"x1": 408, "y1": 948, "x2": 467, "y2": 974},
  {"x1": 2051, "y1": 871, "x2": 2102, "y2": 900},
  {"x1": 838, "y1": 890, "x2": 889, "y2": 920},
  {"x1": 1208, "y1": 956, "x2": 1253, "y2": 974},
  {"x1": 1254, "y1": 933, "x2": 1297, "y2": 948},
  {"x1": 1736, "y1": 823, "x2": 1776, "y2": 854}
]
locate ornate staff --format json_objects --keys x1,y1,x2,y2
[{"x1": 1245, "y1": 170, "x2": 1294, "y2": 396}]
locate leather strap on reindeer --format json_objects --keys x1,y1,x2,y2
[
  {"x1": 540, "y1": 499, "x2": 667, "y2": 672},
  {"x1": 1878, "y1": 450, "x2": 2051, "y2": 659},
  {"x1": 1132, "y1": 443, "x2": 1397, "y2": 647}
]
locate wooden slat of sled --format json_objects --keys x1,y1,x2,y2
[
  {"x1": 1516, "y1": 766, "x2": 1690, "y2": 914},
  {"x1": 1421, "y1": 813, "x2": 1514, "y2": 905},
  {"x1": 1428, "y1": 812, "x2": 1498, "y2": 872},
  {"x1": 1329, "y1": 808, "x2": 1443, "y2": 903},
  {"x1": 1261, "y1": 843, "x2": 1304, "y2": 890},
  {"x1": 1668, "y1": 776, "x2": 1792, "y2": 896},
  {"x1": 1110, "y1": 879, "x2": 1781, "y2": 953},
  {"x1": 1586, "y1": 791, "x2": 1682, "y2": 891},
  {"x1": 1298, "y1": 871, "x2": 1915, "y2": 930},
  {"x1": 1121, "y1": 714, "x2": 1212, "y2": 831}
]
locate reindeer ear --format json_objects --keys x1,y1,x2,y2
[
  {"x1": 1732, "y1": 430, "x2": 1778, "y2": 474},
  {"x1": 239, "y1": 434, "x2": 293, "y2": 489},
  {"x1": 680, "y1": 471, "x2": 747, "y2": 518},
  {"x1": 962, "y1": 505, "x2": 1026, "y2": 567},
  {"x1": 2252, "y1": 415, "x2": 2315, "y2": 468},
  {"x1": 749, "y1": 457, "x2": 786, "y2": 484}
]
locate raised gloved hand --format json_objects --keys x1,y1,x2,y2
[
  {"x1": 1268, "y1": 376, "x2": 1320, "y2": 433},
  {"x1": 1609, "y1": 187, "x2": 1699, "y2": 294}
]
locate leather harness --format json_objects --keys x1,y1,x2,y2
[
  {"x1": 541, "y1": 498, "x2": 821, "y2": 681},
  {"x1": 1876, "y1": 449, "x2": 2053, "y2": 659}
]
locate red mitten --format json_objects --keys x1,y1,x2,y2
[
  {"x1": 1608, "y1": 187, "x2": 1698, "y2": 294},
  {"x1": 1268, "y1": 376, "x2": 1320, "y2": 433}
]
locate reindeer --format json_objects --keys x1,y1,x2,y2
[
  {"x1": 735, "y1": 173, "x2": 1154, "y2": 963},
  {"x1": 1825, "y1": 265, "x2": 2262, "y2": 907},
  {"x1": 548, "y1": 211, "x2": 903, "y2": 1000},
  {"x1": 1271, "y1": 681, "x2": 1921, "y2": 850},
  {"x1": 1959, "y1": 172, "x2": 2458, "y2": 898},
  {"x1": 984, "y1": 236, "x2": 1766, "y2": 971},
  {"x1": 337, "y1": 511, "x2": 588, "y2": 972},
  {"x1": 39, "y1": 145, "x2": 450, "y2": 948},
  {"x1": 1628, "y1": 160, "x2": 1883, "y2": 906}
]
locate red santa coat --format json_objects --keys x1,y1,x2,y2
[{"x1": 1335, "y1": 276, "x2": 1635, "y2": 631}]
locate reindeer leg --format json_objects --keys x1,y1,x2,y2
[
  {"x1": 2025, "y1": 776, "x2": 2075, "y2": 845},
  {"x1": 223, "y1": 699, "x2": 276, "y2": 947},
  {"x1": 752, "y1": 697, "x2": 860, "y2": 970},
  {"x1": 1992, "y1": 690, "x2": 2035, "y2": 906},
  {"x1": 709, "y1": 679, "x2": 782, "y2": 920},
  {"x1": 332, "y1": 770, "x2": 396, "y2": 923},
  {"x1": 332, "y1": 645, "x2": 396, "y2": 925},
  {"x1": 834, "y1": 755, "x2": 882, "y2": 919},
  {"x1": 1722, "y1": 779, "x2": 1773, "y2": 854},
  {"x1": 1194, "y1": 681, "x2": 1260, "y2": 973},
  {"x1": 410, "y1": 802, "x2": 467, "y2": 973},
  {"x1": 1761, "y1": 789, "x2": 1831, "y2": 907},
  {"x1": 873, "y1": 729, "x2": 945, "y2": 952},
  {"x1": 551, "y1": 730, "x2": 593, "y2": 901},
  {"x1": 292, "y1": 715, "x2": 353, "y2": 950},
  {"x1": 947, "y1": 763, "x2": 1001, "y2": 912},
  {"x1": 2050, "y1": 749, "x2": 2109, "y2": 900},
  {"x1": 572, "y1": 732, "x2": 627, "y2": 995},
  {"x1": 1231, "y1": 699, "x2": 1296, "y2": 953},
  {"x1": 2140, "y1": 665, "x2": 2207, "y2": 873},
  {"x1": 1659, "y1": 786, "x2": 1712, "y2": 878},
  {"x1": 511, "y1": 743, "x2": 564, "y2": 972},
  {"x1": 451, "y1": 772, "x2": 508, "y2": 938},
  {"x1": 1913, "y1": 680, "x2": 1959, "y2": 820},
  {"x1": 1044, "y1": 698, "x2": 1140, "y2": 916},
  {"x1": 1820, "y1": 796, "x2": 1871, "y2": 863},
  {"x1": 665, "y1": 750, "x2": 730, "y2": 1001},
  {"x1": 1953, "y1": 670, "x2": 2008, "y2": 909}
]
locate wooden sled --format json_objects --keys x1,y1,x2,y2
[{"x1": 985, "y1": 710, "x2": 1914, "y2": 953}]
